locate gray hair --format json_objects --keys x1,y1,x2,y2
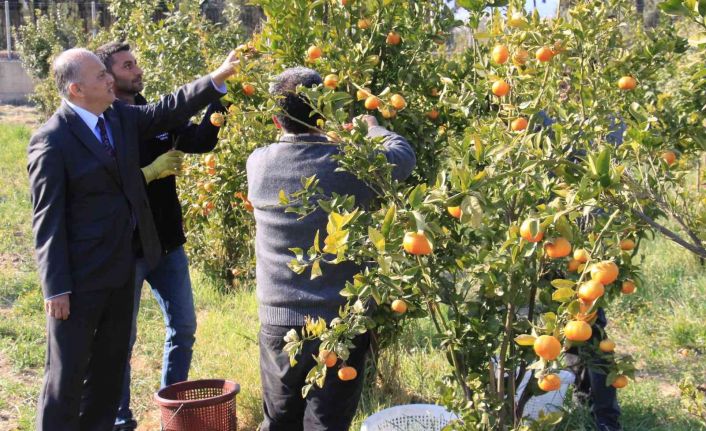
[{"x1": 53, "y1": 48, "x2": 101, "y2": 98}]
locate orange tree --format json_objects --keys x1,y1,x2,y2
[{"x1": 183, "y1": 0, "x2": 704, "y2": 428}]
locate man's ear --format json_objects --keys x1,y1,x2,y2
[
  {"x1": 68, "y1": 82, "x2": 82, "y2": 99},
  {"x1": 272, "y1": 116, "x2": 282, "y2": 129}
]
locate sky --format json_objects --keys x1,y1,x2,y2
[{"x1": 452, "y1": 0, "x2": 559, "y2": 21}]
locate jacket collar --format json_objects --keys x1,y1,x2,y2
[{"x1": 278, "y1": 133, "x2": 330, "y2": 144}]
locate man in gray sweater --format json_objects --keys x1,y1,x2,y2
[{"x1": 247, "y1": 67, "x2": 415, "y2": 431}]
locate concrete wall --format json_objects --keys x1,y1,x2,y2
[{"x1": 0, "y1": 60, "x2": 35, "y2": 104}]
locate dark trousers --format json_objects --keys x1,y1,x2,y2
[
  {"x1": 574, "y1": 308, "x2": 622, "y2": 430},
  {"x1": 259, "y1": 324, "x2": 370, "y2": 431},
  {"x1": 36, "y1": 273, "x2": 135, "y2": 431}
]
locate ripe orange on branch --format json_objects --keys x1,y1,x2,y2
[
  {"x1": 323, "y1": 74, "x2": 339, "y2": 89},
  {"x1": 590, "y1": 261, "x2": 619, "y2": 285},
  {"x1": 357, "y1": 18, "x2": 370, "y2": 30},
  {"x1": 578, "y1": 279, "x2": 605, "y2": 302},
  {"x1": 661, "y1": 150, "x2": 677, "y2": 166},
  {"x1": 391, "y1": 299, "x2": 408, "y2": 314},
  {"x1": 619, "y1": 238, "x2": 635, "y2": 251},
  {"x1": 307, "y1": 45, "x2": 322, "y2": 61},
  {"x1": 447, "y1": 206, "x2": 461, "y2": 219},
  {"x1": 564, "y1": 320, "x2": 592, "y2": 342},
  {"x1": 242, "y1": 83, "x2": 256, "y2": 96},
  {"x1": 364, "y1": 96, "x2": 380, "y2": 110},
  {"x1": 544, "y1": 237, "x2": 572, "y2": 259},
  {"x1": 621, "y1": 279, "x2": 636, "y2": 294},
  {"x1": 533, "y1": 335, "x2": 562, "y2": 360},
  {"x1": 386, "y1": 31, "x2": 401, "y2": 45},
  {"x1": 492, "y1": 45, "x2": 510, "y2": 64},
  {"x1": 538, "y1": 374, "x2": 561, "y2": 391},
  {"x1": 511, "y1": 117, "x2": 528, "y2": 131},
  {"x1": 491, "y1": 79, "x2": 510, "y2": 97},
  {"x1": 618, "y1": 76, "x2": 637, "y2": 91},
  {"x1": 535, "y1": 46, "x2": 554, "y2": 62},
  {"x1": 573, "y1": 248, "x2": 590, "y2": 263},
  {"x1": 599, "y1": 339, "x2": 616, "y2": 353},
  {"x1": 389, "y1": 94, "x2": 406, "y2": 110},
  {"x1": 209, "y1": 112, "x2": 224, "y2": 127},
  {"x1": 520, "y1": 218, "x2": 543, "y2": 242},
  {"x1": 338, "y1": 366, "x2": 357, "y2": 381},
  {"x1": 612, "y1": 375, "x2": 629, "y2": 389},
  {"x1": 403, "y1": 231, "x2": 433, "y2": 255},
  {"x1": 319, "y1": 350, "x2": 338, "y2": 367}
]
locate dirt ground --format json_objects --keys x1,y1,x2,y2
[{"x1": 0, "y1": 104, "x2": 39, "y2": 128}]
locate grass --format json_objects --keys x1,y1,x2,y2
[{"x1": 0, "y1": 119, "x2": 704, "y2": 430}]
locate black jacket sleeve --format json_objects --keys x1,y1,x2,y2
[{"x1": 172, "y1": 101, "x2": 226, "y2": 154}]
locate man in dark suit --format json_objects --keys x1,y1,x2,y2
[{"x1": 27, "y1": 47, "x2": 237, "y2": 431}]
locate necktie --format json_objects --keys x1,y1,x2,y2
[{"x1": 96, "y1": 117, "x2": 116, "y2": 159}]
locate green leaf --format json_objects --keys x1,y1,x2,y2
[
  {"x1": 279, "y1": 189, "x2": 289, "y2": 205},
  {"x1": 311, "y1": 259, "x2": 322, "y2": 280},
  {"x1": 368, "y1": 227, "x2": 386, "y2": 252},
  {"x1": 381, "y1": 205, "x2": 396, "y2": 238},
  {"x1": 408, "y1": 184, "x2": 426, "y2": 209},
  {"x1": 552, "y1": 287, "x2": 576, "y2": 302},
  {"x1": 461, "y1": 195, "x2": 483, "y2": 228},
  {"x1": 658, "y1": 0, "x2": 692, "y2": 16},
  {"x1": 551, "y1": 279, "x2": 576, "y2": 289}
]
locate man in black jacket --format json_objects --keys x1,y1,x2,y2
[
  {"x1": 28, "y1": 47, "x2": 236, "y2": 431},
  {"x1": 95, "y1": 41, "x2": 226, "y2": 431}
]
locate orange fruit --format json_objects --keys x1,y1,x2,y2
[
  {"x1": 538, "y1": 373, "x2": 562, "y2": 391},
  {"x1": 661, "y1": 150, "x2": 677, "y2": 166},
  {"x1": 357, "y1": 19, "x2": 370, "y2": 30},
  {"x1": 612, "y1": 375, "x2": 628, "y2": 389},
  {"x1": 386, "y1": 31, "x2": 401, "y2": 45},
  {"x1": 204, "y1": 154, "x2": 216, "y2": 168},
  {"x1": 338, "y1": 366, "x2": 358, "y2": 381},
  {"x1": 380, "y1": 107, "x2": 397, "y2": 119},
  {"x1": 511, "y1": 117, "x2": 528, "y2": 131},
  {"x1": 544, "y1": 237, "x2": 572, "y2": 259},
  {"x1": 492, "y1": 44, "x2": 510, "y2": 64},
  {"x1": 403, "y1": 231, "x2": 433, "y2": 255},
  {"x1": 621, "y1": 279, "x2": 636, "y2": 294},
  {"x1": 210, "y1": 112, "x2": 225, "y2": 127},
  {"x1": 617, "y1": 76, "x2": 637, "y2": 91},
  {"x1": 535, "y1": 46, "x2": 553, "y2": 62},
  {"x1": 391, "y1": 299, "x2": 408, "y2": 314},
  {"x1": 323, "y1": 74, "x2": 339, "y2": 89},
  {"x1": 364, "y1": 95, "x2": 380, "y2": 110},
  {"x1": 356, "y1": 88, "x2": 371, "y2": 101},
  {"x1": 430, "y1": 88, "x2": 440, "y2": 97},
  {"x1": 590, "y1": 261, "x2": 619, "y2": 285},
  {"x1": 619, "y1": 238, "x2": 635, "y2": 251},
  {"x1": 491, "y1": 79, "x2": 510, "y2": 97},
  {"x1": 533, "y1": 335, "x2": 562, "y2": 361},
  {"x1": 319, "y1": 350, "x2": 338, "y2": 367},
  {"x1": 599, "y1": 339, "x2": 616, "y2": 353},
  {"x1": 207, "y1": 167, "x2": 216, "y2": 176},
  {"x1": 564, "y1": 320, "x2": 592, "y2": 342},
  {"x1": 426, "y1": 109, "x2": 439, "y2": 120},
  {"x1": 573, "y1": 248, "x2": 590, "y2": 263},
  {"x1": 242, "y1": 83, "x2": 256, "y2": 96},
  {"x1": 520, "y1": 218, "x2": 544, "y2": 242},
  {"x1": 568, "y1": 258, "x2": 581, "y2": 272},
  {"x1": 578, "y1": 279, "x2": 605, "y2": 302},
  {"x1": 390, "y1": 94, "x2": 406, "y2": 110},
  {"x1": 307, "y1": 45, "x2": 322, "y2": 61},
  {"x1": 447, "y1": 206, "x2": 462, "y2": 219},
  {"x1": 512, "y1": 48, "x2": 529, "y2": 65}
]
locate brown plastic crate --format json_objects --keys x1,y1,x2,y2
[{"x1": 154, "y1": 379, "x2": 240, "y2": 431}]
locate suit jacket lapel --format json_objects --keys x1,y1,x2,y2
[
  {"x1": 104, "y1": 107, "x2": 129, "y2": 186},
  {"x1": 61, "y1": 102, "x2": 122, "y2": 185}
]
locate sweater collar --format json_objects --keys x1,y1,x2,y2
[{"x1": 278, "y1": 133, "x2": 330, "y2": 144}]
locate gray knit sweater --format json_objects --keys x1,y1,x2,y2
[{"x1": 246, "y1": 126, "x2": 416, "y2": 326}]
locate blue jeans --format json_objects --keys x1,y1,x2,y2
[{"x1": 115, "y1": 246, "x2": 197, "y2": 423}]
